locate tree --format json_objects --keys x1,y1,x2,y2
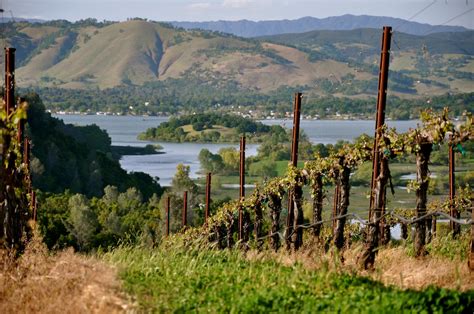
[
  {"x1": 67, "y1": 194, "x2": 98, "y2": 249},
  {"x1": 249, "y1": 160, "x2": 278, "y2": 178},
  {"x1": 198, "y1": 149, "x2": 224, "y2": 173},
  {"x1": 218, "y1": 147, "x2": 240, "y2": 174},
  {"x1": 172, "y1": 164, "x2": 198, "y2": 194}
]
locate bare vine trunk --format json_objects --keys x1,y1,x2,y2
[
  {"x1": 242, "y1": 211, "x2": 251, "y2": 243},
  {"x1": 254, "y1": 197, "x2": 264, "y2": 250},
  {"x1": 1, "y1": 131, "x2": 30, "y2": 253},
  {"x1": 400, "y1": 222, "x2": 408, "y2": 240},
  {"x1": 431, "y1": 216, "x2": 437, "y2": 238},
  {"x1": 381, "y1": 224, "x2": 391, "y2": 245},
  {"x1": 268, "y1": 193, "x2": 282, "y2": 251},
  {"x1": 285, "y1": 191, "x2": 294, "y2": 251},
  {"x1": 414, "y1": 143, "x2": 432, "y2": 257},
  {"x1": 312, "y1": 175, "x2": 324, "y2": 238},
  {"x1": 334, "y1": 166, "x2": 351, "y2": 250},
  {"x1": 426, "y1": 217, "x2": 432, "y2": 243},
  {"x1": 226, "y1": 211, "x2": 235, "y2": 248},
  {"x1": 360, "y1": 158, "x2": 389, "y2": 269},
  {"x1": 292, "y1": 184, "x2": 304, "y2": 250}
]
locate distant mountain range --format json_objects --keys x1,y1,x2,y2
[{"x1": 171, "y1": 14, "x2": 469, "y2": 37}]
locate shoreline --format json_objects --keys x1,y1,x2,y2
[{"x1": 51, "y1": 112, "x2": 417, "y2": 122}]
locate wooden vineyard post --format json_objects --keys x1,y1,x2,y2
[
  {"x1": 239, "y1": 136, "x2": 245, "y2": 240},
  {"x1": 205, "y1": 173, "x2": 211, "y2": 226},
  {"x1": 286, "y1": 92, "x2": 303, "y2": 250},
  {"x1": 361, "y1": 26, "x2": 392, "y2": 269},
  {"x1": 182, "y1": 191, "x2": 188, "y2": 229},
  {"x1": 165, "y1": 196, "x2": 170, "y2": 236},
  {"x1": 369, "y1": 26, "x2": 391, "y2": 221}
]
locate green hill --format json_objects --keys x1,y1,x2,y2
[{"x1": 7, "y1": 19, "x2": 474, "y2": 102}]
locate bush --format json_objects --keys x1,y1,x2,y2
[{"x1": 249, "y1": 160, "x2": 278, "y2": 178}]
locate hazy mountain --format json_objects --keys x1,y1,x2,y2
[
  {"x1": 171, "y1": 14, "x2": 468, "y2": 37},
  {"x1": 7, "y1": 19, "x2": 473, "y2": 99},
  {"x1": 0, "y1": 17, "x2": 46, "y2": 23}
]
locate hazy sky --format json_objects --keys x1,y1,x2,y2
[{"x1": 7, "y1": 0, "x2": 474, "y2": 29}]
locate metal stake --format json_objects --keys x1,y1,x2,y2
[
  {"x1": 183, "y1": 191, "x2": 188, "y2": 228},
  {"x1": 239, "y1": 136, "x2": 245, "y2": 240},
  {"x1": 165, "y1": 196, "x2": 170, "y2": 236}
]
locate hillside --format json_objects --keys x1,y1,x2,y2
[
  {"x1": 24, "y1": 92, "x2": 163, "y2": 199},
  {"x1": 7, "y1": 19, "x2": 474, "y2": 105},
  {"x1": 171, "y1": 14, "x2": 469, "y2": 37}
]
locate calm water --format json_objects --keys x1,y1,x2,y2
[{"x1": 53, "y1": 114, "x2": 418, "y2": 186}]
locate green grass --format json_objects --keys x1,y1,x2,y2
[
  {"x1": 181, "y1": 124, "x2": 234, "y2": 137},
  {"x1": 104, "y1": 244, "x2": 473, "y2": 312}
]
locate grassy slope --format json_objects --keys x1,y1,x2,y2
[
  {"x1": 261, "y1": 29, "x2": 474, "y2": 96},
  {"x1": 104, "y1": 243, "x2": 473, "y2": 312}
]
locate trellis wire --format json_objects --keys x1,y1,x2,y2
[{"x1": 206, "y1": 208, "x2": 473, "y2": 245}]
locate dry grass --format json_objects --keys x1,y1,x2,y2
[
  {"x1": 247, "y1": 240, "x2": 474, "y2": 292},
  {"x1": 0, "y1": 229, "x2": 135, "y2": 313}
]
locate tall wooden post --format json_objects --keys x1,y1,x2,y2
[
  {"x1": 449, "y1": 143, "x2": 460, "y2": 236},
  {"x1": 360, "y1": 26, "x2": 392, "y2": 269},
  {"x1": 286, "y1": 92, "x2": 302, "y2": 250},
  {"x1": 369, "y1": 26, "x2": 391, "y2": 219},
  {"x1": 165, "y1": 196, "x2": 170, "y2": 236},
  {"x1": 205, "y1": 173, "x2": 211, "y2": 226},
  {"x1": 5, "y1": 48, "x2": 16, "y2": 118},
  {"x1": 239, "y1": 136, "x2": 245, "y2": 240},
  {"x1": 182, "y1": 191, "x2": 188, "y2": 228}
]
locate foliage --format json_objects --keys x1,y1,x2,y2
[
  {"x1": 37, "y1": 187, "x2": 163, "y2": 251},
  {"x1": 249, "y1": 160, "x2": 278, "y2": 178},
  {"x1": 426, "y1": 230, "x2": 470, "y2": 260},
  {"x1": 0, "y1": 99, "x2": 31, "y2": 251}
]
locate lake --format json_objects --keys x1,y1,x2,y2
[{"x1": 53, "y1": 114, "x2": 418, "y2": 186}]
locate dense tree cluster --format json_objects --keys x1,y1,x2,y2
[{"x1": 139, "y1": 113, "x2": 287, "y2": 143}]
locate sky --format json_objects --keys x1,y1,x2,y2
[{"x1": 7, "y1": 0, "x2": 474, "y2": 29}]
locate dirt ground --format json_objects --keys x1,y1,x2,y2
[{"x1": 0, "y1": 233, "x2": 135, "y2": 314}]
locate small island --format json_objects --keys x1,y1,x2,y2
[{"x1": 138, "y1": 113, "x2": 288, "y2": 143}]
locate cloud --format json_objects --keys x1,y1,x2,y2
[
  {"x1": 222, "y1": 0, "x2": 253, "y2": 8},
  {"x1": 188, "y1": 2, "x2": 212, "y2": 9}
]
